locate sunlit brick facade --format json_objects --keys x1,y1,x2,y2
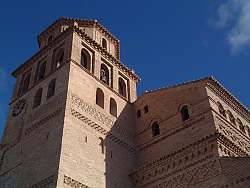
[{"x1": 0, "y1": 17, "x2": 250, "y2": 188}]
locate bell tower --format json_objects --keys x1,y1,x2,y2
[{"x1": 0, "y1": 17, "x2": 140, "y2": 188}]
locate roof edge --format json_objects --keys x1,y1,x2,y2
[{"x1": 137, "y1": 76, "x2": 249, "y2": 118}]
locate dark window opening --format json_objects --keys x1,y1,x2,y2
[
  {"x1": 81, "y1": 49, "x2": 91, "y2": 71},
  {"x1": 144, "y1": 105, "x2": 149, "y2": 113},
  {"x1": 100, "y1": 64, "x2": 109, "y2": 85},
  {"x1": 137, "y1": 110, "x2": 141, "y2": 118},
  {"x1": 102, "y1": 38, "x2": 107, "y2": 49},
  {"x1": 18, "y1": 71, "x2": 31, "y2": 96},
  {"x1": 51, "y1": 48, "x2": 64, "y2": 71},
  {"x1": 110, "y1": 98, "x2": 117, "y2": 117},
  {"x1": 118, "y1": 77, "x2": 127, "y2": 98},
  {"x1": 47, "y1": 79, "x2": 56, "y2": 99},
  {"x1": 35, "y1": 62, "x2": 46, "y2": 83},
  {"x1": 181, "y1": 105, "x2": 190, "y2": 121},
  {"x1": 96, "y1": 88, "x2": 104, "y2": 108},
  {"x1": 33, "y1": 88, "x2": 43, "y2": 108},
  {"x1": 152, "y1": 121, "x2": 160, "y2": 137}
]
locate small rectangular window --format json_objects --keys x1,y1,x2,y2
[{"x1": 137, "y1": 110, "x2": 141, "y2": 118}]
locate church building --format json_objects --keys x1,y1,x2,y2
[{"x1": 0, "y1": 17, "x2": 250, "y2": 188}]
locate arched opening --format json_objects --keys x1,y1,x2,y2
[
  {"x1": 144, "y1": 105, "x2": 149, "y2": 113},
  {"x1": 47, "y1": 79, "x2": 56, "y2": 99},
  {"x1": 36, "y1": 62, "x2": 46, "y2": 82},
  {"x1": 237, "y1": 118, "x2": 245, "y2": 133},
  {"x1": 102, "y1": 38, "x2": 107, "y2": 49},
  {"x1": 118, "y1": 77, "x2": 127, "y2": 98},
  {"x1": 227, "y1": 110, "x2": 236, "y2": 125},
  {"x1": 217, "y1": 101, "x2": 226, "y2": 117},
  {"x1": 23, "y1": 73, "x2": 31, "y2": 93},
  {"x1": 152, "y1": 121, "x2": 160, "y2": 137},
  {"x1": 33, "y1": 88, "x2": 43, "y2": 108},
  {"x1": 18, "y1": 71, "x2": 31, "y2": 96},
  {"x1": 100, "y1": 64, "x2": 109, "y2": 85},
  {"x1": 52, "y1": 48, "x2": 64, "y2": 71},
  {"x1": 181, "y1": 105, "x2": 190, "y2": 121},
  {"x1": 110, "y1": 98, "x2": 117, "y2": 117},
  {"x1": 81, "y1": 49, "x2": 91, "y2": 71},
  {"x1": 96, "y1": 88, "x2": 104, "y2": 108}
]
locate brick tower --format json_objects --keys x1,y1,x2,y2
[
  {"x1": 1, "y1": 17, "x2": 250, "y2": 188},
  {"x1": 0, "y1": 17, "x2": 139, "y2": 188}
]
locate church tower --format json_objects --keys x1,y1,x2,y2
[
  {"x1": 1, "y1": 17, "x2": 250, "y2": 188},
  {"x1": 0, "y1": 17, "x2": 139, "y2": 188}
]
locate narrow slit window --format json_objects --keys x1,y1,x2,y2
[{"x1": 181, "y1": 105, "x2": 190, "y2": 121}]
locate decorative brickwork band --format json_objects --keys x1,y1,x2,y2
[
  {"x1": 64, "y1": 175, "x2": 90, "y2": 188},
  {"x1": 25, "y1": 107, "x2": 63, "y2": 136},
  {"x1": 70, "y1": 108, "x2": 135, "y2": 152},
  {"x1": 29, "y1": 175, "x2": 54, "y2": 188},
  {"x1": 71, "y1": 94, "x2": 114, "y2": 128}
]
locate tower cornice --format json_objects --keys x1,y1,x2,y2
[
  {"x1": 12, "y1": 25, "x2": 140, "y2": 82},
  {"x1": 137, "y1": 76, "x2": 249, "y2": 120},
  {"x1": 37, "y1": 17, "x2": 120, "y2": 46}
]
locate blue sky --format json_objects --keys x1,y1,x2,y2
[{"x1": 0, "y1": 0, "x2": 250, "y2": 138}]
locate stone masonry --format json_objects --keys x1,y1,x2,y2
[{"x1": 0, "y1": 17, "x2": 250, "y2": 188}]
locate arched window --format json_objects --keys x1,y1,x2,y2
[
  {"x1": 47, "y1": 79, "x2": 56, "y2": 99},
  {"x1": 100, "y1": 64, "x2": 109, "y2": 85},
  {"x1": 57, "y1": 50, "x2": 64, "y2": 68},
  {"x1": 47, "y1": 35, "x2": 53, "y2": 44},
  {"x1": 227, "y1": 110, "x2": 236, "y2": 125},
  {"x1": 81, "y1": 49, "x2": 91, "y2": 71},
  {"x1": 152, "y1": 121, "x2": 160, "y2": 137},
  {"x1": 99, "y1": 137, "x2": 105, "y2": 154},
  {"x1": 237, "y1": 119, "x2": 245, "y2": 133},
  {"x1": 118, "y1": 77, "x2": 127, "y2": 98},
  {"x1": 33, "y1": 88, "x2": 43, "y2": 108},
  {"x1": 102, "y1": 38, "x2": 107, "y2": 49},
  {"x1": 18, "y1": 71, "x2": 31, "y2": 96},
  {"x1": 144, "y1": 105, "x2": 149, "y2": 113},
  {"x1": 217, "y1": 102, "x2": 226, "y2": 117},
  {"x1": 52, "y1": 48, "x2": 64, "y2": 71},
  {"x1": 35, "y1": 62, "x2": 46, "y2": 83},
  {"x1": 181, "y1": 105, "x2": 190, "y2": 121},
  {"x1": 96, "y1": 88, "x2": 104, "y2": 108},
  {"x1": 110, "y1": 98, "x2": 117, "y2": 117}
]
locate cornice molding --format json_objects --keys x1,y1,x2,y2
[
  {"x1": 12, "y1": 25, "x2": 140, "y2": 82},
  {"x1": 132, "y1": 133, "x2": 218, "y2": 175},
  {"x1": 38, "y1": 17, "x2": 119, "y2": 44},
  {"x1": 137, "y1": 76, "x2": 249, "y2": 120},
  {"x1": 137, "y1": 110, "x2": 208, "y2": 151},
  {"x1": 206, "y1": 77, "x2": 250, "y2": 121},
  {"x1": 70, "y1": 108, "x2": 135, "y2": 153},
  {"x1": 217, "y1": 133, "x2": 249, "y2": 156},
  {"x1": 209, "y1": 96, "x2": 250, "y2": 124}
]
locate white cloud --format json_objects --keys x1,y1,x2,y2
[{"x1": 216, "y1": 0, "x2": 250, "y2": 53}]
